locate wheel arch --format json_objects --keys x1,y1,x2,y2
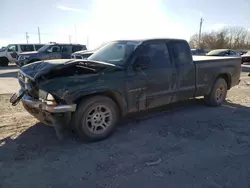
[
  {"x1": 74, "y1": 90, "x2": 127, "y2": 117},
  {"x1": 215, "y1": 73, "x2": 232, "y2": 89}
]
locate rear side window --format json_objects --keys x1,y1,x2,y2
[
  {"x1": 72, "y1": 45, "x2": 86, "y2": 52},
  {"x1": 35, "y1": 45, "x2": 44, "y2": 50},
  {"x1": 62, "y1": 45, "x2": 72, "y2": 53},
  {"x1": 20, "y1": 45, "x2": 35, "y2": 52},
  {"x1": 169, "y1": 41, "x2": 192, "y2": 64}
]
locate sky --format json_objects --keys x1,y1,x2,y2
[{"x1": 1, "y1": 0, "x2": 250, "y2": 49}]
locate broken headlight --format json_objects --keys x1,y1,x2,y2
[
  {"x1": 38, "y1": 89, "x2": 48, "y2": 100},
  {"x1": 39, "y1": 90, "x2": 57, "y2": 106}
]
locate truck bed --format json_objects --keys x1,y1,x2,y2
[{"x1": 192, "y1": 55, "x2": 241, "y2": 97}]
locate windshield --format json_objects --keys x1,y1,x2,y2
[
  {"x1": 87, "y1": 41, "x2": 141, "y2": 65},
  {"x1": 37, "y1": 44, "x2": 51, "y2": 52},
  {"x1": 206, "y1": 50, "x2": 226, "y2": 56},
  {"x1": 246, "y1": 51, "x2": 250, "y2": 55}
]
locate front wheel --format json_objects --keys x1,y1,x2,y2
[
  {"x1": 204, "y1": 78, "x2": 228, "y2": 107},
  {"x1": 73, "y1": 96, "x2": 119, "y2": 141}
]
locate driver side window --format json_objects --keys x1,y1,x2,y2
[
  {"x1": 138, "y1": 42, "x2": 171, "y2": 69},
  {"x1": 51, "y1": 45, "x2": 61, "y2": 52}
]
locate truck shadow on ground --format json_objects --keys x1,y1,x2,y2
[{"x1": 1, "y1": 98, "x2": 250, "y2": 163}]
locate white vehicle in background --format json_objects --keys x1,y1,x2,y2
[
  {"x1": 0, "y1": 43, "x2": 44, "y2": 66},
  {"x1": 206, "y1": 49, "x2": 241, "y2": 57}
]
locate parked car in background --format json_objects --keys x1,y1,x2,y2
[
  {"x1": 191, "y1": 49, "x2": 206, "y2": 55},
  {"x1": 237, "y1": 50, "x2": 248, "y2": 56},
  {"x1": 0, "y1": 43, "x2": 45, "y2": 66},
  {"x1": 11, "y1": 38, "x2": 241, "y2": 141},
  {"x1": 71, "y1": 42, "x2": 107, "y2": 59},
  {"x1": 0, "y1": 46, "x2": 6, "y2": 50},
  {"x1": 206, "y1": 49, "x2": 240, "y2": 57},
  {"x1": 71, "y1": 49, "x2": 93, "y2": 59},
  {"x1": 241, "y1": 51, "x2": 250, "y2": 64},
  {"x1": 17, "y1": 43, "x2": 87, "y2": 67}
]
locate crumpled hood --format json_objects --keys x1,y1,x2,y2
[{"x1": 20, "y1": 59, "x2": 123, "y2": 80}]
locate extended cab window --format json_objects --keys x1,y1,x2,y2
[
  {"x1": 140, "y1": 42, "x2": 171, "y2": 68},
  {"x1": 170, "y1": 41, "x2": 192, "y2": 64},
  {"x1": 20, "y1": 45, "x2": 35, "y2": 52}
]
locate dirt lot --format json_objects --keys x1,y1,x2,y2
[{"x1": 1, "y1": 65, "x2": 250, "y2": 188}]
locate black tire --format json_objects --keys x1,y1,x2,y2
[
  {"x1": 73, "y1": 96, "x2": 119, "y2": 141},
  {"x1": 0, "y1": 58, "x2": 9, "y2": 66},
  {"x1": 204, "y1": 78, "x2": 228, "y2": 107}
]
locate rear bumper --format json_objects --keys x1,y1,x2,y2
[{"x1": 21, "y1": 92, "x2": 76, "y2": 126}]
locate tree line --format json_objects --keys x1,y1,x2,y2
[{"x1": 189, "y1": 26, "x2": 250, "y2": 50}]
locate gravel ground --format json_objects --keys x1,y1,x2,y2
[{"x1": 1, "y1": 66, "x2": 250, "y2": 187}]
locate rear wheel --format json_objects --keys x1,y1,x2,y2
[
  {"x1": 204, "y1": 78, "x2": 228, "y2": 107},
  {"x1": 73, "y1": 96, "x2": 119, "y2": 141},
  {"x1": 0, "y1": 57, "x2": 9, "y2": 66}
]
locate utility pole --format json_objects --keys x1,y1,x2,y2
[
  {"x1": 86, "y1": 35, "x2": 89, "y2": 49},
  {"x1": 198, "y1": 17, "x2": 204, "y2": 49},
  {"x1": 68, "y1": 35, "x2": 72, "y2": 43},
  {"x1": 74, "y1": 24, "x2": 77, "y2": 43},
  {"x1": 37, "y1": 27, "x2": 41, "y2": 43},
  {"x1": 25, "y1": 32, "x2": 29, "y2": 43}
]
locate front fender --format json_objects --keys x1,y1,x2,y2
[{"x1": 62, "y1": 86, "x2": 124, "y2": 104}]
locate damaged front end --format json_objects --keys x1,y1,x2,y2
[{"x1": 10, "y1": 59, "x2": 121, "y2": 127}]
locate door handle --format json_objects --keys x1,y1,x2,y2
[{"x1": 171, "y1": 73, "x2": 177, "y2": 76}]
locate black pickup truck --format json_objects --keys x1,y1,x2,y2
[{"x1": 10, "y1": 38, "x2": 241, "y2": 141}]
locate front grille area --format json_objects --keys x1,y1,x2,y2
[
  {"x1": 28, "y1": 89, "x2": 39, "y2": 99},
  {"x1": 18, "y1": 71, "x2": 39, "y2": 99}
]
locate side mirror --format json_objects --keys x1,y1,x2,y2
[
  {"x1": 47, "y1": 49, "x2": 52, "y2": 53},
  {"x1": 133, "y1": 56, "x2": 150, "y2": 70}
]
